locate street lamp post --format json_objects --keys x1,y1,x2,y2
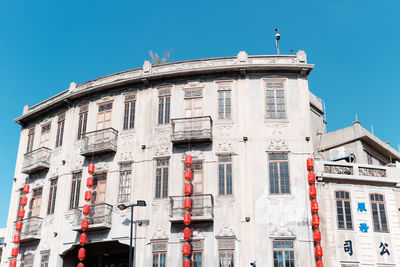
[{"x1": 118, "y1": 200, "x2": 146, "y2": 267}]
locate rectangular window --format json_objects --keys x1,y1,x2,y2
[
  {"x1": 55, "y1": 113, "x2": 65, "y2": 147},
  {"x1": 335, "y1": 191, "x2": 353, "y2": 230},
  {"x1": 155, "y1": 158, "x2": 169, "y2": 199},
  {"x1": 273, "y1": 240, "x2": 295, "y2": 267},
  {"x1": 26, "y1": 126, "x2": 35, "y2": 153},
  {"x1": 119, "y1": 163, "x2": 132, "y2": 203},
  {"x1": 182, "y1": 241, "x2": 203, "y2": 267},
  {"x1": 97, "y1": 102, "x2": 113, "y2": 130},
  {"x1": 370, "y1": 193, "x2": 388, "y2": 232},
  {"x1": 47, "y1": 179, "x2": 58, "y2": 215},
  {"x1": 152, "y1": 242, "x2": 167, "y2": 267},
  {"x1": 123, "y1": 94, "x2": 136, "y2": 130},
  {"x1": 218, "y1": 155, "x2": 233, "y2": 195},
  {"x1": 29, "y1": 188, "x2": 43, "y2": 217},
  {"x1": 69, "y1": 172, "x2": 81, "y2": 210},
  {"x1": 21, "y1": 254, "x2": 34, "y2": 267},
  {"x1": 40, "y1": 123, "x2": 51, "y2": 148},
  {"x1": 269, "y1": 153, "x2": 290, "y2": 194},
  {"x1": 40, "y1": 254, "x2": 49, "y2": 267},
  {"x1": 77, "y1": 105, "x2": 88, "y2": 140},
  {"x1": 158, "y1": 89, "x2": 171, "y2": 125},
  {"x1": 218, "y1": 84, "x2": 232, "y2": 120},
  {"x1": 218, "y1": 239, "x2": 234, "y2": 267},
  {"x1": 266, "y1": 82, "x2": 286, "y2": 119},
  {"x1": 92, "y1": 172, "x2": 107, "y2": 204}
]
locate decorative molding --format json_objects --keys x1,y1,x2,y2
[
  {"x1": 266, "y1": 138, "x2": 288, "y2": 151},
  {"x1": 142, "y1": 61, "x2": 152, "y2": 74},
  {"x1": 216, "y1": 225, "x2": 235, "y2": 238},
  {"x1": 237, "y1": 51, "x2": 248, "y2": 63},
  {"x1": 152, "y1": 227, "x2": 168, "y2": 240}
]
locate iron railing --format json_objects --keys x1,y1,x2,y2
[
  {"x1": 80, "y1": 128, "x2": 118, "y2": 156},
  {"x1": 169, "y1": 194, "x2": 214, "y2": 221},
  {"x1": 324, "y1": 164, "x2": 353, "y2": 175},
  {"x1": 359, "y1": 166, "x2": 386, "y2": 177},
  {"x1": 21, "y1": 147, "x2": 51, "y2": 174},
  {"x1": 171, "y1": 116, "x2": 213, "y2": 144},
  {"x1": 324, "y1": 163, "x2": 387, "y2": 178},
  {"x1": 72, "y1": 203, "x2": 113, "y2": 230}
]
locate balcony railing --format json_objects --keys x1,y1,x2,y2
[
  {"x1": 18, "y1": 217, "x2": 42, "y2": 243},
  {"x1": 71, "y1": 203, "x2": 113, "y2": 231},
  {"x1": 80, "y1": 128, "x2": 118, "y2": 156},
  {"x1": 324, "y1": 164, "x2": 353, "y2": 175},
  {"x1": 171, "y1": 116, "x2": 213, "y2": 144},
  {"x1": 21, "y1": 147, "x2": 51, "y2": 174},
  {"x1": 169, "y1": 194, "x2": 214, "y2": 223},
  {"x1": 358, "y1": 166, "x2": 386, "y2": 177}
]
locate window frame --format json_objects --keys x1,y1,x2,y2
[
  {"x1": 217, "y1": 154, "x2": 233, "y2": 196},
  {"x1": 77, "y1": 104, "x2": 88, "y2": 140},
  {"x1": 26, "y1": 126, "x2": 35, "y2": 153},
  {"x1": 265, "y1": 79, "x2": 287, "y2": 120},
  {"x1": 155, "y1": 158, "x2": 169, "y2": 199},
  {"x1": 123, "y1": 93, "x2": 136, "y2": 130},
  {"x1": 119, "y1": 163, "x2": 132, "y2": 203},
  {"x1": 335, "y1": 191, "x2": 353, "y2": 230},
  {"x1": 40, "y1": 254, "x2": 49, "y2": 267},
  {"x1": 152, "y1": 242, "x2": 167, "y2": 267},
  {"x1": 217, "y1": 83, "x2": 232, "y2": 120},
  {"x1": 55, "y1": 113, "x2": 65, "y2": 148},
  {"x1": 218, "y1": 238, "x2": 235, "y2": 267},
  {"x1": 69, "y1": 172, "x2": 82, "y2": 210},
  {"x1": 21, "y1": 254, "x2": 35, "y2": 267},
  {"x1": 268, "y1": 152, "x2": 290, "y2": 195},
  {"x1": 158, "y1": 88, "x2": 171, "y2": 125},
  {"x1": 47, "y1": 178, "x2": 58, "y2": 215},
  {"x1": 272, "y1": 240, "x2": 295, "y2": 267},
  {"x1": 370, "y1": 193, "x2": 389, "y2": 232}
]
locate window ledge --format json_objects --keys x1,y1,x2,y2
[{"x1": 264, "y1": 119, "x2": 289, "y2": 124}]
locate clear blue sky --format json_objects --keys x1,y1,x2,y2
[{"x1": 0, "y1": 0, "x2": 399, "y2": 227}]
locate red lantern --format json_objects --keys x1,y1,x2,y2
[
  {"x1": 313, "y1": 230, "x2": 321, "y2": 242},
  {"x1": 309, "y1": 186, "x2": 317, "y2": 198},
  {"x1": 315, "y1": 245, "x2": 323, "y2": 258},
  {"x1": 15, "y1": 221, "x2": 23, "y2": 231},
  {"x1": 307, "y1": 158, "x2": 314, "y2": 171},
  {"x1": 184, "y1": 169, "x2": 192, "y2": 181},
  {"x1": 183, "y1": 227, "x2": 191, "y2": 240},
  {"x1": 88, "y1": 163, "x2": 95, "y2": 175},
  {"x1": 10, "y1": 261, "x2": 17, "y2": 267},
  {"x1": 316, "y1": 261, "x2": 323, "y2": 267},
  {"x1": 84, "y1": 191, "x2": 92, "y2": 202},
  {"x1": 308, "y1": 172, "x2": 316, "y2": 184},
  {"x1": 80, "y1": 233, "x2": 87, "y2": 245},
  {"x1": 311, "y1": 200, "x2": 319, "y2": 213},
  {"x1": 183, "y1": 244, "x2": 191, "y2": 256},
  {"x1": 184, "y1": 198, "x2": 192, "y2": 210},
  {"x1": 18, "y1": 209, "x2": 25, "y2": 219},
  {"x1": 183, "y1": 259, "x2": 191, "y2": 267},
  {"x1": 23, "y1": 184, "x2": 30, "y2": 194},
  {"x1": 20, "y1": 196, "x2": 28, "y2": 207},
  {"x1": 86, "y1": 177, "x2": 94, "y2": 188},
  {"x1": 13, "y1": 234, "x2": 20, "y2": 244},
  {"x1": 77, "y1": 264, "x2": 85, "y2": 267},
  {"x1": 184, "y1": 184, "x2": 192, "y2": 196},
  {"x1": 11, "y1": 247, "x2": 18, "y2": 257},
  {"x1": 81, "y1": 219, "x2": 89, "y2": 231},
  {"x1": 78, "y1": 248, "x2": 86, "y2": 260},
  {"x1": 183, "y1": 213, "x2": 191, "y2": 226},
  {"x1": 312, "y1": 215, "x2": 320, "y2": 227},
  {"x1": 83, "y1": 204, "x2": 90, "y2": 215},
  {"x1": 185, "y1": 155, "x2": 192, "y2": 167}
]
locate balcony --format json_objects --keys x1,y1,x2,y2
[
  {"x1": 169, "y1": 194, "x2": 214, "y2": 223},
  {"x1": 318, "y1": 161, "x2": 400, "y2": 187},
  {"x1": 71, "y1": 203, "x2": 113, "y2": 231},
  {"x1": 171, "y1": 116, "x2": 213, "y2": 144},
  {"x1": 18, "y1": 217, "x2": 42, "y2": 243},
  {"x1": 21, "y1": 147, "x2": 51, "y2": 174},
  {"x1": 80, "y1": 128, "x2": 118, "y2": 156}
]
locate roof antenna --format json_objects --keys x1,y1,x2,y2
[{"x1": 275, "y1": 28, "x2": 280, "y2": 55}]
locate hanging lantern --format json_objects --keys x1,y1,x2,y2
[
  {"x1": 184, "y1": 184, "x2": 192, "y2": 196},
  {"x1": 183, "y1": 259, "x2": 191, "y2": 267},
  {"x1": 84, "y1": 191, "x2": 92, "y2": 202},
  {"x1": 11, "y1": 247, "x2": 18, "y2": 257},
  {"x1": 313, "y1": 230, "x2": 321, "y2": 242},
  {"x1": 185, "y1": 155, "x2": 192, "y2": 167},
  {"x1": 20, "y1": 196, "x2": 28, "y2": 207},
  {"x1": 183, "y1": 227, "x2": 191, "y2": 240},
  {"x1": 183, "y1": 213, "x2": 191, "y2": 226},
  {"x1": 15, "y1": 221, "x2": 23, "y2": 231},
  {"x1": 9, "y1": 261, "x2": 17, "y2": 267},
  {"x1": 23, "y1": 184, "x2": 30, "y2": 194},
  {"x1": 184, "y1": 169, "x2": 192, "y2": 181},
  {"x1": 309, "y1": 186, "x2": 317, "y2": 198},
  {"x1": 307, "y1": 158, "x2": 314, "y2": 171},
  {"x1": 83, "y1": 204, "x2": 90, "y2": 215},
  {"x1": 315, "y1": 245, "x2": 323, "y2": 258},
  {"x1": 316, "y1": 261, "x2": 323, "y2": 267},
  {"x1": 88, "y1": 163, "x2": 95, "y2": 175},
  {"x1": 81, "y1": 219, "x2": 89, "y2": 231},
  {"x1": 308, "y1": 172, "x2": 316, "y2": 184},
  {"x1": 77, "y1": 264, "x2": 85, "y2": 267},
  {"x1": 183, "y1": 244, "x2": 191, "y2": 256},
  {"x1": 18, "y1": 209, "x2": 25, "y2": 219},
  {"x1": 13, "y1": 234, "x2": 20, "y2": 244},
  {"x1": 184, "y1": 198, "x2": 192, "y2": 210},
  {"x1": 78, "y1": 248, "x2": 86, "y2": 260},
  {"x1": 312, "y1": 215, "x2": 320, "y2": 227},
  {"x1": 80, "y1": 233, "x2": 87, "y2": 245},
  {"x1": 86, "y1": 177, "x2": 94, "y2": 188},
  {"x1": 311, "y1": 200, "x2": 319, "y2": 213}
]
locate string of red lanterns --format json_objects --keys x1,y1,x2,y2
[
  {"x1": 9, "y1": 184, "x2": 30, "y2": 266},
  {"x1": 307, "y1": 158, "x2": 323, "y2": 267},
  {"x1": 183, "y1": 154, "x2": 192, "y2": 267},
  {"x1": 77, "y1": 163, "x2": 95, "y2": 267}
]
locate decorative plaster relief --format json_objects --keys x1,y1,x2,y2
[
  {"x1": 217, "y1": 225, "x2": 235, "y2": 238},
  {"x1": 152, "y1": 227, "x2": 168, "y2": 240},
  {"x1": 266, "y1": 124, "x2": 289, "y2": 151},
  {"x1": 237, "y1": 51, "x2": 248, "y2": 63},
  {"x1": 142, "y1": 61, "x2": 152, "y2": 74},
  {"x1": 270, "y1": 223, "x2": 295, "y2": 237}
]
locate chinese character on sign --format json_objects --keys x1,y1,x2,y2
[
  {"x1": 379, "y1": 242, "x2": 390, "y2": 256},
  {"x1": 344, "y1": 240, "x2": 353, "y2": 256},
  {"x1": 357, "y1": 202, "x2": 367, "y2": 212},
  {"x1": 359, "y1": 223, "x2": 369, "y2": 233}
]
